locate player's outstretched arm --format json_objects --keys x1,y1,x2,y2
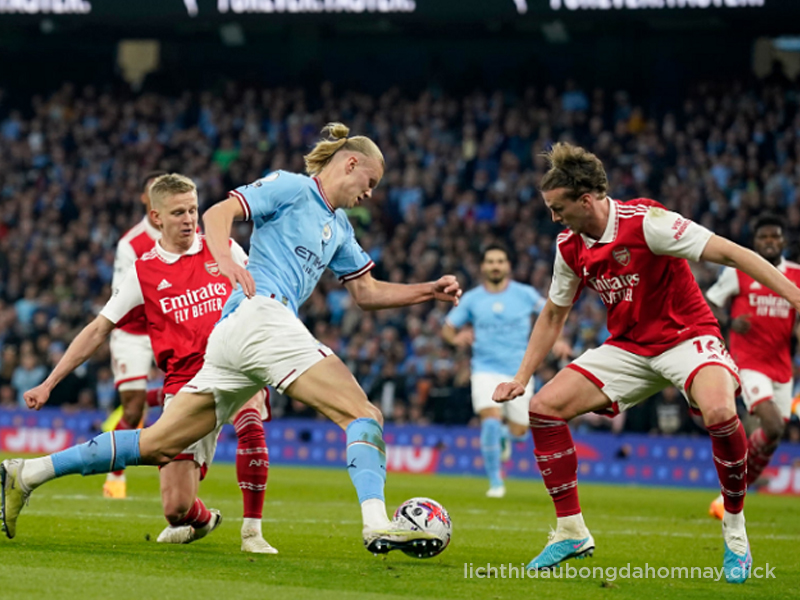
[
  {"x1": 344, "y1": 273, "x2": 462, "y2": 310},
  {"x1": 493, "y1": 299, "x2": 571, "y2": 403},
  {"x1": 441, "y1": 322, "x2": 474, "y2": 348},
  {"x1": 203, "y1": 197, "x2": 255, "y2": 298},
  {"x1": 24, "y1": 315, "x2": 115, "y2": 410},
  {"x1": 701, "y1": 235, "x2": 800, "y2": 311}
]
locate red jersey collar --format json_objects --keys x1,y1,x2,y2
[
  {"x1": 155, "y1": 233, "x2": 202, "y2": 264},
  {"x1": 581, "y1": 197, "x2": 617, "y2": 249}
]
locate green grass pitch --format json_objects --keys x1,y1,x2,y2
[{"x1": 0, "y1": 455, "x2": 796, "y2": 600}]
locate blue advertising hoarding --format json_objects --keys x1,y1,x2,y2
[{"x1": 2, "y1": 407, "x2": 799, "y2": 493}]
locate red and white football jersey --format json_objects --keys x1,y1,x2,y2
[
  {"x1": 101, "y1": 234, "x2": 247, "y2": 395},
  {"x1": 706, "y1": 258, "x2": 800, "y2": 383},
  {"x1": 549, "y1": 198, "x2": 721, "y2": 357},
  {"x1": 112, "y1": 217, "x2": 161, "y2": 336}
]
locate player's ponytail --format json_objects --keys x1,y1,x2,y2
[
  {"x1": 304, "y1": 122, "x2": 384, "y2": 176},
  {"x1": 540, "y1": 142, "x2": 608, "y2": 200}
]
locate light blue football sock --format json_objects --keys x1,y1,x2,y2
[
  {"x1": 481, "y1": 418, "x2": 504, "y2": 489},
  {"x1": 51, "y1": 430, "x2": 141, "y2": 477},
  {"x1": 346, "y1": 418, "x2": 387, "y2": 503}
]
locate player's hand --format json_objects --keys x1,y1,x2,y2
[
  {"x1": 730, "y1": 314, "x2": 751, "y2": 334},
  {"x1": 432, "y1": 275, "x2": 462, "y2": 306},
  {"x1": 552, "y1": 338, "x2": 574, "y2": 361},
  {"x1": 218, "y1": 256, "x2": 256, "y2": 298},
  {"x1": 493, "y1": 380, "x2": 526, "y2": 403},
  {"x1": 453, "y1": 328, "x2": 475, "y2": 348},
  {"x1": 24, "y1": 384, "x2": 51, "y2": 411}
]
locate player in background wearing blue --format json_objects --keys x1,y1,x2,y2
[
  {"x1": 2, "y1": 123, "x2": 462, "y2": 558},
  {"x1": 443, "y1": 244, "x2": 570, "y2": 497}
]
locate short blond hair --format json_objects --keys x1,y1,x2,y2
[
  {"x1": 149, "y1": 173, "x2": 197, "y2": 210},
  {"x1": 304, "y1": 122, "x2": 384, "y2": 177}
]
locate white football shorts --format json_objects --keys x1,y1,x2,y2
[
  {"x1": 109, "y1": 329, "x2": 153, "y2": 391},
  {"x1": 568, "y1": 335, "x2": 740, "y2": 414},
  {"x1": 181, "y1": 295, "x2": 332, "y2": 426},
  {"x1": 471, "y1": 372, "x2": 534, "y2": 426},
  {"x1": 739, "y1": 369, "x2": 794, "y2": 420}
]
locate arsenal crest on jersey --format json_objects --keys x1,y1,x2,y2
[
  {"x1": 612, "y1": 247, "x2": 631, "y2": 266},
  {"x1": 205, "y1": 261, "x2": 220, "y2": 276}
]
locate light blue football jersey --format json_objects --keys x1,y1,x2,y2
[
  {"x1": 222, "y1": 170, "x2": 373, "y2": 318},
  {"x1": 446, "y1": 281, "x2": 545, "y2": 376}
]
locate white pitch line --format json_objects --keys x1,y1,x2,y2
[{"x1": 19, "y1": 509, "x2": 799, "y2": 541}]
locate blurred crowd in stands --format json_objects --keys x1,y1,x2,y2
[{"x1": 1, "y1": 76, "x2": 800, "y2": 440}]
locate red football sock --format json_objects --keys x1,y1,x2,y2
[
  {"x1": 146, "y1": 387, "x2": 164, "y2": 407},
  {"x1": 234, "y1": 408, "x2": 268, "y2": 520},
  {"x1": 171, "y1": 498, "x2": 212, "y2": 528},
  {"x1": 529, "y1": 412, "x2": 581, "y2": 517},
  {"x1": 708, "y1": 416, "x2": 747, "y2": 514},
  {"x1": 746, "y1": 427, "x2": 775, "y2": 487},
  {"x1": 111, "y1": 417, "x2": 135, "y2": 476}
]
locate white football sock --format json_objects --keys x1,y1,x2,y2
[
  {"x1": 556, "y1": 513, "x2": 589, "y2": 538},
  {"x1": 20, "y1": 456, "x2": 55, "y2": 490},
  {"x1": 242, "y1": 518, "x2": 262, "y2": 536},
  {"x1": 362, "y1": 498, "x2": 391, "y2": 530},
  {"x1": 723, "y1": 510, "x2": 748, "y2": 555}
]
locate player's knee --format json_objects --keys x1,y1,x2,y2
[
  {"x1": 361, "y1": 401, "x2": 383, "y2": 427},
  {"x1": 701, "y1": 404, "x2": 736, "y2": 427},
  {"x1": 332, "y1": 388, "x2": 382, "y2": 426},
  {"x1": 529, "y1": 394, "x2": 571, "y2": 421},
  {"x1": 163, "y1": 500, "x2": 193, "y2": 526},
  {"x1": 120, "y1": 391, "x2": 146, "y2": 424},
  {"x1": 138, "y1": 439, "x2": 180, "y2": 466}
]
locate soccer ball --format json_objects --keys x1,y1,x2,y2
[{"x1": 392, "y1": 497, "x2": 452, "y2": 558}]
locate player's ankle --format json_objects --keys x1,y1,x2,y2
[
  {"x1": 361, "y1": 498, "x2": 391, "y2": 530},
  {"x1": 242, "y1": 517, "x2": 262, "y2": 536},
  {"x1": 556, "y1": 512, "x2": 588, "y2": 536}
]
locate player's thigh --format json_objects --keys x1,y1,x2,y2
[
  {"x1": 685, "y1": 365, "x2": 737, "y2": 424},
  {"x1": 139, "y1": 392, "x2": 218, "y2": 461},
  {"x1": 159, "y1": 459, "x2": 200, "y2": 514},
  {"x1": 285, "y1": 355, "x2": 378, "y2": 429},
  {"x1": 651, "y1": 336, "x2": 739, "y2": 418},
  {"x1": 109, "y1": 329, "x2": 152, "y2": 389},
  {"x1": 161, "y1": 392, "x2": 224, "y2": 471},
  {"x1": 531, "y1": 367, "x2": 613, "y2": 420},
  {"x1": 551, "y1": 344, "x2": 665, "y2": 419}
]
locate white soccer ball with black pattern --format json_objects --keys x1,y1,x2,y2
[{"x1": 392, "y1": 497, "x2": 452, "y2": 558}]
